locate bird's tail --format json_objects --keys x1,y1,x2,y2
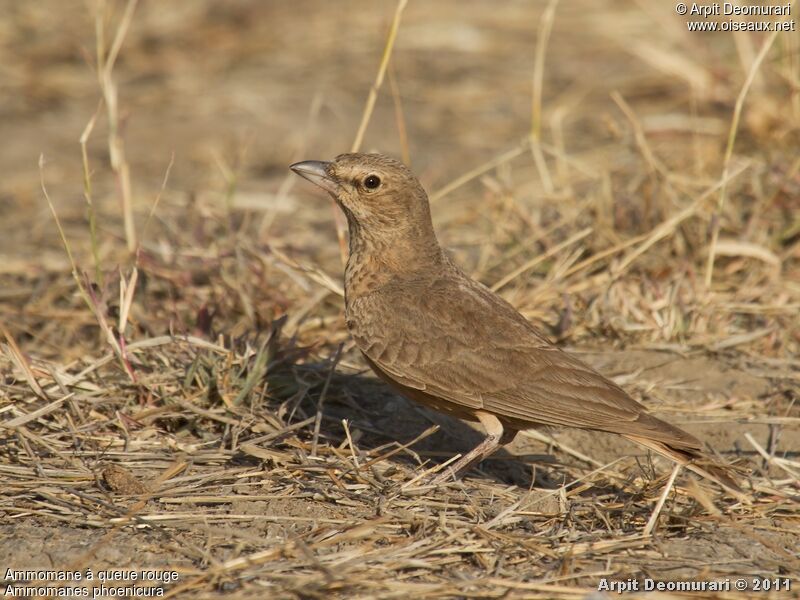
[{"x1": 623, "y1": 434, "x2": 749, "y2": 502}]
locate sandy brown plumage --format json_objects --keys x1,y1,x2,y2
[{"x1": 290, "y1": 153, "x2": 743, "y2": 496}]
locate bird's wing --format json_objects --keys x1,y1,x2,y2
[{"x1": 351, "y1": 275, "x2": 700, "y2": 450}]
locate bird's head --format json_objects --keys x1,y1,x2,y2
[{"x1": 290, "y1": 153, "x2": 435, "y2": 243}]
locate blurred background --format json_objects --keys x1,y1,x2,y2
[{"x1": 2, "y1": 1, "x2": 797, "y2": 358}]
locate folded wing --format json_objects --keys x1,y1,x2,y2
[{"x1": 351, "y1": 274, "x2": 702, "y2": 452}]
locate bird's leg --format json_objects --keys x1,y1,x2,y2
[{"x1": 428, "y1": 411, "x2": 518, "y2": 485}]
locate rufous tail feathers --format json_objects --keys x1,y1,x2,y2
[{"x1": 623, "y1": 434, "x2": 749, "y2": 502}]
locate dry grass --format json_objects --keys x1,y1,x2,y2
[{"x1": 1, "y1": 1, "x2": 799, "y2": 598}]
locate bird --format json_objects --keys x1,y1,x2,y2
[{"x1": 290, "y1": 153, "x2": 743, "y2": 495}]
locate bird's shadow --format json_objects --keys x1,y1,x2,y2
[{"x1": 264, "y1": 360, "x2": 572, "y2": 490}]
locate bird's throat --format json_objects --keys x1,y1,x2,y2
[{"x1": 344, "y1": 228, "x2": 443, "y2": 299}]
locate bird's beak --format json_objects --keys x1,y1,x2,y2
[{"x1": 289, "y1": 160, "x2": 339, "y2": 195}]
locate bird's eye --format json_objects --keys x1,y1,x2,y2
[{"x1": 363, "y1": 174, "x2": 381, "y2": 190}]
